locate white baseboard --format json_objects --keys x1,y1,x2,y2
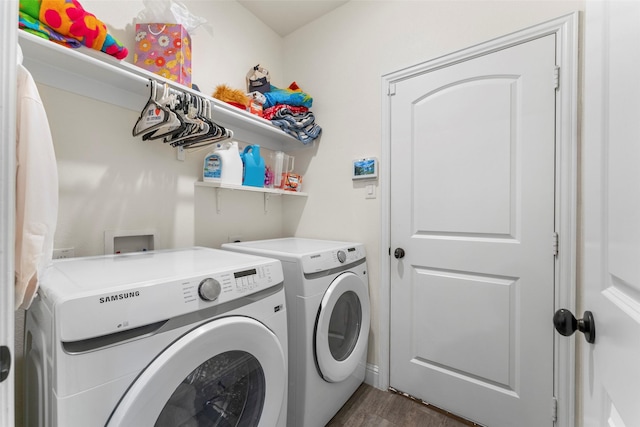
[{"x1": 365, "y1": 363, "x2": 383, "y2": 390}]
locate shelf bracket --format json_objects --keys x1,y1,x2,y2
[
  {"x1": 264, "y1": 193, "x2": 271, "y2": 213},
  {"x1": 195, "y1": 182, "x2": 307, "y2": 214},
  {"x1": 215, "y1": 188, "x2": 271, "y2": 214}
]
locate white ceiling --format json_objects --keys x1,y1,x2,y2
[{"x1": 237, "y1": 0, "x2": 349, "y2": 37}]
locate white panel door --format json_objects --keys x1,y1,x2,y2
[
  {"x1": 581, "y1": 1, "x2": 640, "y2": 426},
  {"x1": 390, "y1": 34, "x2": 557, "y2": 427}
]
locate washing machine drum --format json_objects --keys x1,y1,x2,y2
[
  {"x1": 107, "y1": 317, "x2": 286, "y2": 426},
  {"x1": 315, "y1": 271, "x2": 371, "y2": 383}
]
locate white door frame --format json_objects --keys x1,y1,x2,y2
[
  {"x1": 1, "y1": 0, "x2": 18, "y2": 425},
  {"x1": 379, "y1": 13, "x2": 579, "y2": 427}
]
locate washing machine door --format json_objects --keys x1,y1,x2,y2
[
  {"x1": 107, "y1": 316, "x2": 286, "y2": 427},
  {"x1": 315, "y1": 271, "x2": 370, "y2": 383}
]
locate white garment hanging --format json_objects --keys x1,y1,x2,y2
[{"x1": 15, "y1": 44, "x2": 59, "y2": 310}]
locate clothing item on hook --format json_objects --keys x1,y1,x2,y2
[{"x1": 15, "y1": 53, "x2": 59, "y2": 310}]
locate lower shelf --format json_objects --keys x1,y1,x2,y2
[
  {"x1": 195, "y1": 181, "x2": 308, "y2": 213},
  {"x1": 195, "y1": 181, "x2": 307, "y2": 196}
]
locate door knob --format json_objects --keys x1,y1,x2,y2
[
  {"x1": 394, "y1": 248, "x2": 405, "y2": 259},
  {"x1": 0, "y1": 346, "x2": 11, "y2": 383},
  {"x1": 553, "y1": 309, "x2": 596, "y2": 344}
]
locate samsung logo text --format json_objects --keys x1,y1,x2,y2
[{"x1": 99, "y1": 291, "x2": 140, "y2": 303}]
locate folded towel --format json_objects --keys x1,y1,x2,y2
[
  {"x1": 19, "y1": 10, "x2": 82, "y2": 47},
  {"x1": 264, "y1": 82, "x2": 313, "y2": 109},
  {"x1": 263, "y1": 104, "x2": 309, "y2": 120},
  {"x1": 19, "y1": 0, "x2": 128, "y2": 59},
  {"x1": 270, "y1": 107, "x2": 322, "y2": 144},
  {"x1": 272, "y1": 119, "x2": 322, "y2": 144}
]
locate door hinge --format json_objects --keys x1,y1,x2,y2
[
  {"x1": 554, "y1": 66, "x2": 560, "y2": 90},
  {"x1": 552, "y1": 232, "x2": 559, "y2": 257},
  {"x1": 551, "y1": 396, "x2": 558, "y2": 422},
  {"x1": 388, "y1": 83, "x2": 396, "y2": 96}
]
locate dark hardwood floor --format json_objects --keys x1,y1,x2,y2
[{"x1": 326, "y1": 384, "x2": 477, "y2": 427}]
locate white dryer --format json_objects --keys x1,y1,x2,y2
[
  {"x1": 24, "y1": 247, "x2": 288, "y2": 427},
  {"x1": 222, "y1": 238, "x2": 370, "y2": 427}
]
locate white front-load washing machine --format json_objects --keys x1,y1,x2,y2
[
  {"x1": 222, "y1": 238, "x2": 370, "y2": 427},
  {"x1": 24, "y1": 247, "x2": 288, "y2": 427}
]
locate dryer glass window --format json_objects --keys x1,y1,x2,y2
[
  {"x1": 328, "y1": 291, "x2": 362, "y2": 361},
  {"x1": 155, "y1": 350, "x2": 266, "y2": 427}
]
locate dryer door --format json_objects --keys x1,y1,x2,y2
[
  {"x1": 315, "y1": 272, "x2": 371, "y2": 383},
  {"x1": 107, "y1": 316, "x2": 286, "y2": 427}
]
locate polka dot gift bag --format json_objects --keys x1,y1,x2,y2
[{"x1": 134, "y1": 23, "x2": 192, "y2": 87}]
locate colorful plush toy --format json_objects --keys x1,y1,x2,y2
[
  {"x1": 213, "y1": 84, "x2": 250, "y2": 110},
  {"x1": 19, "y1": 0, "x2": 128, "y2": 60}
]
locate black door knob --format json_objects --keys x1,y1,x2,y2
[
  {"x1": 0, "y1": 346, "x2": 11, "y2": 383},
  {"x1": 394, "y1": 248, "x2": 405, "y2": 259},
  {"x1": 553, "y1": 309, "x2": 596, "y2": 344}
]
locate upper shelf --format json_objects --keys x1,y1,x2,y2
[{"x1": 18, "y1": 31, "x2": 311, "y2": 152}]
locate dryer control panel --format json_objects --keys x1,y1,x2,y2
[{"x1": 300, "y1": 244, "x2": 366, "y2": 274}]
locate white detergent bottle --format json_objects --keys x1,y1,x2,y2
[
  {"x1": 217, "y1": 141, "x2": 243, "y2": 185},
  {"x1": 203, "y1": 147, "x2": 223, "y2": 182}
]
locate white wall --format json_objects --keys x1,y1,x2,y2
[
  {"x1": 41, "y1": 0, "x2": 287, "y2": 255},
  {"x1": 281, "y1": 0, "x2": 584, "y2": 367}
]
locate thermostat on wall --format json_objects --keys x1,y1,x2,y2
[{"x1": 352, "y1": 157, "x2": 378, "y2": 180}]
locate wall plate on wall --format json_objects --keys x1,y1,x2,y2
[{"x1": 352, "y1": 157, "x2": 378, "y2": 180}]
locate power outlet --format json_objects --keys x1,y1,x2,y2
[
  {"x1": 53, "y1": 247, "x2": 75, "y2": 259},
  {"x1": 228, "y1": 235, "x2": 243, "y2": 243}
]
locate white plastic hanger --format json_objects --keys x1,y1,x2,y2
[
  {"x1": 141, "y1": 83, "x2": 183, "y2": 140},
  {"x1": 132, "y1": 81, "x2": 171, "y2": 137}
]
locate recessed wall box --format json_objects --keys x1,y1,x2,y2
[{"x1": 104, "y1": 229, "x2": 158, "y2": 255}]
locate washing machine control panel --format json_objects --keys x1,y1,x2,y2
[
  {"x1": 187, "y1": 263, "x2": 282, "y2": 305},
  {"x1": 301, "y1": 245, "x2": 366, "y2": 273},
  {"x1": 231, "y1": 267, "x2": 261, "y2": 293},
  {"x1": 60, "y1": 261, "x2": 282, "y2": 342},
  {"x1": 195, "y1": 270, "x2": 259, "y2": 302},
  {"x1": 49, "y1": 249, "x2": 284, "y2": 343}
]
